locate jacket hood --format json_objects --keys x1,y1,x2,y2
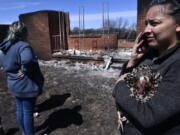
[{"x1": 0, "y1": 38, "x2": 13, "y2": 53}]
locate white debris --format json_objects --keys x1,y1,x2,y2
[
  {"x1": 104, "y1": 56, "x2": 112, "y2": 70},
  {"x1": 39, "y1": 60, "x2": 121, "y2": 78},
  {"x1": 53, "y1": 48, "x2": 132, "y2": 60},
  {"x1": 38, "y1": 49, "x2": 132, "y2": 78}
]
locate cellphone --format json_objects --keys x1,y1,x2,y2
[{"x1": 138, "y1": 33, "x2": 148, "y2": 48}]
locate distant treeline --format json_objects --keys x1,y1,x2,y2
[{"x1": 71, "y1": 18, "x2": 136, "y2": 41}]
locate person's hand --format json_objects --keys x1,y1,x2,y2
[
  {"x1": 116, "y1": 74, "x2": 127, "y2": 84},
  {"x1": 127, "y1": 32, "x2": 148, "y2": 67},
  {"x1": 17, "y1": 70, "x2": 24, "y2": 77}
]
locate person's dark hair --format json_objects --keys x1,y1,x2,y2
[
  {"x1": 7, "y1": 21, "x2": 27, "y2": 42},
  {"x1": 150, "y1": 0, "x2": 180, "y2": 23}
]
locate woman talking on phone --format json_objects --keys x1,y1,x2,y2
[{"x1": 113, "y1": 0, "x2": 180, "y2": 134}]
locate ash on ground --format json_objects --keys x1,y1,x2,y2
[{"x1": 0, "y1": 59, "x2": 125, "y2": 135}]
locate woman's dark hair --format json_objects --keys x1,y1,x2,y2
[
  {"x1": 7, "y1": 21, "x2": 27, "y2": 42},
  {"x1": 150, "y1": 0, "x2": 180, "y2": 23}
]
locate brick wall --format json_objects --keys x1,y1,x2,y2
[
  {"x1": 118, "y1": 39, "x2": 135, "y2": 48},
  {"x1": 137, "y1": 0, "x2": 151, "y2": 34},
  {"x1": 19, "y1": 10, "x2": 70, "y2": 59},
  {"x1": 19, "y1": 11, "x2": 52, "y2": 60},
  {"x1": 68, "y1": 34, "x2": 118, "y2": 50}
]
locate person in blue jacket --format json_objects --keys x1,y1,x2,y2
[
  {"x1": 0, "y1": 21, "x2": 44, "y2": 135},
  {"x1": 113, "y1": 0, "x2": 180, "y2": 135}
]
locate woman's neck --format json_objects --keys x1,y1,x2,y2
[{"x1": 157, "y1": 40, "x2": 178, "y2": 54}]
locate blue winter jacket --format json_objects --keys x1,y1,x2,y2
[{"x1": 0, "y1": 38, "x2": 44, "y2": 98}]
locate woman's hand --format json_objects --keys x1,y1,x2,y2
[
  {"x1": 17, "y1": 70, "x2": 25, "y2": 77},
  {"x1": 127, "y1": 32, "x2": 148, "y2": 68}
]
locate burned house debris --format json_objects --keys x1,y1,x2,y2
[
  {"x1": 0, "y1": 0, "x2": 152, "y2": 77},
  {"x1": 0, "y1": 0, "x2": 149, "y2": 65},
  {"x1": 0, "y1": 9, "x2": 134, "y2": 63}
]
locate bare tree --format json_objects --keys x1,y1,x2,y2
[
  {"x1": 71, "y1": 18, "x2": 136, "y2": 40},
  {"x1": 71, "y1": 27, "x2": 80, "y2": 35}
]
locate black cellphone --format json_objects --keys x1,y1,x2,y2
[{"x1": 138, "y1": 33, "x2": 148, "y2": 48}]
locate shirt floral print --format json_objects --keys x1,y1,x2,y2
[{"x1": 124, "y1": 64, "x2": 162, "y2": 103}]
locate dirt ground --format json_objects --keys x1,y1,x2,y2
[{"x1": 0, "y1": 62, "x2": 121, "y2": 135}]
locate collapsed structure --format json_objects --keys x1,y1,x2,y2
[{"x1": 0, "y1": 0, "x2": 150, "y2": 60}]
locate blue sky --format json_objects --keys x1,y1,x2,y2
[{"x1": 0, "y1": 0, "x2": 137, "y2": 29}]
